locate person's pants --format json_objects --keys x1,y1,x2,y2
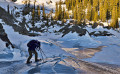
[{"x1": 27, "y1": 50, "x2": 38, "y2": 62}]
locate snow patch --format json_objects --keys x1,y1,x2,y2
[
  {"x1": 59, "y1": 32, "x2": 101, "y2": 48},
  {"x1": 102, "y1": 22, "x2": 109, "y2": 27}
]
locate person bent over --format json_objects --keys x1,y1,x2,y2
[{"x1": 26, "y1": 40, "x2": 41, "y2": 64}]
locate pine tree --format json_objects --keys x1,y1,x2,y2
[
  {"x1": 83, "y1": 0, "x2": 88, "y2": 9},
  {"x1": 99, "y1": 0, "x2": 103, "y2": 4},
  {"x1": 73, "y1": 0, "x2": 79, "y2": 20},
  {"x1": 66, "y1": 11, "x2": 70, "y2": 19},
  {"x1": 110, "y1": 5, "x2": 118, "y2": 28},
  {"x1": 104, "y1": 0, "x2": 110, "y2": 22},
  {"x1": 68, "y1": 0, "x2": 71, "y2": 10},
  {"x1": 106, "y1": 10, "x2": 110, "y2": 22},
  {"x1": 86, "y1": 0, "x2": 92, "y2": 21},
  {"x1": 37, "y1": 5, "x2": 40, "y2": 19},
  {"x1": 76, "y1": 0, "x2": 79, "y2": 6},
  {"x1": 99, "y1": 2, "x2": 103, "y2": 21},
  {"x1": 118, "y1": 0, "x2": 120, "y2": 18},
  {"x1": 74, "y1": 5, "x2": 78, "y2": 20},
  {"x1": 7, "y1": 4, "x2": 10, "y2": 14},
  {"x1": 91, "y1": 8, "x2": 95, "y2": 21},
  {"x1": 115, "y1": 0, "x2": 119, "y2": 6},
  {"x1": 50, "y1": 9, "x2": 53, "y2": 20},
  {"x1": 99, "y1": 1, "x2": 107, "y2": 22},
  {"x1": 71, "y1": 0, "x2": 74, "y2": 11},
  {"x1": 27, "y1": 0, "x2": 30, "y2": 7},
  {"x1": 42, "y1": 3, "x2": 46, "y2": 20},
  {"x1": 104, "y1": 0, "x2": 108, "y2": 12},
  {"x1": 109, "y1": 0, "x2": 114, "y2": 12},
  {"x1": 82, "y1": 1, "x2": 86, "y2": 22},
  {"x1": 58, "y1": 0, "x2": 62, "y2": 20},
  {"x1": 77, "y1": 1, "x2": 83, "y2": 23},
  {"x1": 94, "y1": 10, "x2": 98, "y2": 22},
  {"x1": 32, "y1": 8, "x2": 35, "y2": 26},
  {"x1": 65, "y1": 0, "x2": 69, "y2": 10},
  {"x1": 102, "y1": 8, "x2": 106, "y2": 22},
  {"x1": 55, "y1": 2, "x2": 58, "y2": 20},
  {"x1": 34, "y1": 0, "x2": 36, "y2": 9},
  {"x1": 62, "y1": 7, "x2": 66, "y2": 19},
  {"x1": 93, "y1": 0, "x2": 99, "y2": 10}
]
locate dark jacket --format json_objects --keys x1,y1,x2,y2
[{"x1": 27, "y1": 40, "x2": 40, "y2": 51}]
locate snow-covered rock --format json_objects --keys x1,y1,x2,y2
[{"x1": 102, "y1": 22, "x2": 109, "y2": 27}]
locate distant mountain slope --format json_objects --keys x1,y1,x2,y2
[{"x1": 0, "y1": 0, "x2": 65, "y2": 10}]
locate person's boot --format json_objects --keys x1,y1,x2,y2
[
  {"x1": 26, "y1": 61, "x2": 32, "y2": 64},
  {"x1": 35, "y1": 59, "x2": 41, "y2": 62}
]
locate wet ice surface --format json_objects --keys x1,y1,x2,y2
[{"x1": 0, "y1": 53, "x2": 13, "y2": 59}]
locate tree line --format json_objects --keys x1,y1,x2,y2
[
  {"x1": 55, "y1": 0, "x2": 120, "y2": 28},
  {"x1": 7, "y1": 0, "x2": 120, "y2": 28}
]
